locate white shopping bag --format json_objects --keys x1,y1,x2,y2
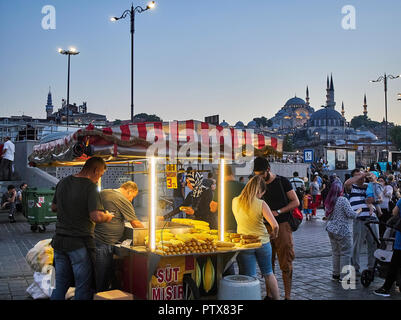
[{"x1": 26, "y1": 281, "x2": 48, "y2": 300}]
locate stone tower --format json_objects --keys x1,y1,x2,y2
[
  {"x1": 326, "y1": 74, "x2": 336, "y2": 109},
  {"x1": 341, "y1": 101, "x2": 345, "y2": 118},
  {"x1": 363, "y1": 94, "x2": 368, "y2": 117},
  {"x1": 306, "y1": 86, "x2": 310, "y2": 106},
  {"x1": 46, "y1": 87, "x2": 54, "y2": 119}
]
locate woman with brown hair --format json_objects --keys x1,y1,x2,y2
[{"x1": 232, "y1": 175, "x2": 280, "y2": 300}]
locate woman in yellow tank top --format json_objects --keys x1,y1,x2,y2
[{"x1": 232, "y1": 175, "x2": 280, "y2": 300}]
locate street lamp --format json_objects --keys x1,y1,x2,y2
[
  {"x1": 58, "y1": 48, "x2": 80, "y2": 128},
  {"x1": 111, "y1": 1, "x2": 156, "y2": 123},
  {"x1": 370, "y1": 73, "x2": 401, "y2": 162},
  {"x1": 398, "y1": 93, "x2": 401, "y2": 101}
]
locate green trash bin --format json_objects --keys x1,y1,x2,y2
[{"x1": 22, "y1": 188, "x2": 57, "y2": 233}]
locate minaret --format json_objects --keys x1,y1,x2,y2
[
  {"x1": 326, "y1": 74, "x2": 336, "y2": 109},
  {"x1": 363, "y1": 94, "x2": 368, "y2": 117},
  {"x1": 306, "y1": 86, "x2": 310, "y2": 106},
  {"x1": 46, "y1": 87, "x2": 54, "y2": 119},
  {"x1": 341, "y1": 101, "x2": 345, "y2": 118},
  {"x1": 326, "y1": 75, "x2": 330, "y2": 107}
]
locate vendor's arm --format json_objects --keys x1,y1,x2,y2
[
  {"x1": 162, "y1": 193, "x2": 193, "y2": 220},
  {"x1": 115, "y1": 196, "x2": 144, "y2": 228},
  {"x1": 210, "y1": 201, "x2": 218, "y2": 213},
  {"x1": 209, "y1": 185, "x2": 219, "y2": 213}
]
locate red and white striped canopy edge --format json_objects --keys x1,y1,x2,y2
[{"x1": 32, "y1": 120, "x2": 282, "y2": 154}]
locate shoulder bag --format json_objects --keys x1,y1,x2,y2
[{"x1": 277, "y1": 176, "x2": 303, "y2": 232}]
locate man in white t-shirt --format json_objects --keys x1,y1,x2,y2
[
  {"x1": 0, "y1": 137, "x2": 15, "y2": 181},
  {"x1": 289, "y1": 172, "x2": 305, "y2": 210}
]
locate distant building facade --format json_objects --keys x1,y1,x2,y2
[
  {"x1": 46, "y1": 89, "x2": 107, "y2": 126},
  {"x1": 0, "y1": 89, "x2": 108, "y2": 142},
  {"x1": 270, "y1": 88, "x2": 315, "y2": 130}
]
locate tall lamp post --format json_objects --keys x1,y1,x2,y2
[
  {"x1": 111, "y1": 1, "x2": 156, "y2": 123},
  {"x1": 58, "y1": 48, "x2": 80, "y2": 128},
  {"x1": 370, "y1": 73, "x2": 401, "y2": 162}
]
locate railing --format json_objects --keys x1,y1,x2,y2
[{"x1": 0, "y1": 123, "x2": 108, "y2": 142}]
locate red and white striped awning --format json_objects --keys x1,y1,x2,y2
[{"x1": 29, "y1": 120, "x2": 282, "y2": 165}]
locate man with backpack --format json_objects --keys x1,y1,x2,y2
[
  {"x1": 253, "y1": 157, "x2": 300, "y2": 300},
  {"x1": 290, "y1": 172, "x2": 305, "y2": 210}
]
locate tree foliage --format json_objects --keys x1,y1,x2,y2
[
  {"x1": 390, "y1": 126, "x2": 401, "y2": 150},
  {"x1": 253, "y1": 116, "x2": 270, "y2": 128},
  {"x1": 350, "y1": 115, "x2": 381, "y2": 129},
  {"x1": 133, "y1": 113, "x2": 162, "y2": 122},
  {"x1": 283, "y1": 134, "x2": 294, "y2": 152}
]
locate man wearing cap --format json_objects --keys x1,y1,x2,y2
[{"x1": 253, "y1": 157, "x2": 300, "y2": 300}]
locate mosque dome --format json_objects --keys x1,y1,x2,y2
[
  {"x1": 247, "y1": 120, "x2": 257, "y2": 128},
  {"x1": 284, "y1": 97, "x2": 307, "y2": 107},
  {"x1": 234, "y1": 121, "x2": 245, "y2": 128},
  {"x1": 220, "y1": 120, "x2": 229, "y2": 128},
  {"x1": 309, "y1": 108, "x2": 344, "y2": 127}
]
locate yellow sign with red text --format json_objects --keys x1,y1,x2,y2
[
  {"x1": 150, "y1": 256, "x2": 195, "y2": 300},
  {"x1": 165, "y1": 164, "x2": 178, "y2": 189}
]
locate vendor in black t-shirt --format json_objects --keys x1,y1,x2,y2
[
  {"x1": 161, "y1": 171, "x2": 216, "y2": 229},
  {"x1": 253, "y1": 157, "x2": 299, "y2": 301}
]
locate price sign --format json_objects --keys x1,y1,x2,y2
[
  {"x1": 166, "y1": 164, "x2": 177, "y2": 172},
  {"x1": 166, "y1": 164, "x2": 178, "y2": 189}
]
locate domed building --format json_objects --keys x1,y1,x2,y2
[
  {"x1": 306, "y1": 75, "x2": 349, "y2": 141},
  {"x1": 219, "y1": 120, "x2": 229, "y2": 128},
  {"x1": 307, "y1": 108, "x2": 346, "y2": 140},
  {"x1": 234, "y1": 121, "x2": 245, "y2": 129},
  {"x1": 247, "y1": 120, "x2": 257, "y2": 129},
  {"x1": 270, "y1": 87, "x2": 315, "y2": 130}
]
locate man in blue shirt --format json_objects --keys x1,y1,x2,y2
[{"x1": 374, "y1": 198, "x2": 401, "y2": 297}]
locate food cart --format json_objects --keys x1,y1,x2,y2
[{"x1": 28, "y1": 120, "x2": 283, "y2": 300}]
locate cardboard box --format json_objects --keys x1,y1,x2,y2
[{"x1": 94, "y1": 290, "x2": 134, "y2": 300}]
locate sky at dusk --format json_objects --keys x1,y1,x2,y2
[{"x1": 1, "y1": 0, "x2": 401, "y2": 125}]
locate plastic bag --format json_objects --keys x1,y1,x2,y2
[
  {"x1": 26, "y1": 281, "x2": 48, "y2": 300},
  {"x1": 26, "y1": 266, "x2": 55, "y2": 299},
  {"x1": 26, "y1": 239, "x2": 54, "y2": 272}
]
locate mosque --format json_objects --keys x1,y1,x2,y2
[
  {"x1": 270, "y1": 87, "x2": 315, "y2": 130},
  {"x1": 269, "y1": 74, "x2": 378, "y2": 143},
  {"x1": 212, "y1": 74, "x2": 384, "y2": 152}
]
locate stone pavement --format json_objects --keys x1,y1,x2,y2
[{"x1": 0, "y1": 209, "x2": 400, "y2": 300}]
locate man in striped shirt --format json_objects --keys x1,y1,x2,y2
[{"x1": 344, "y1": 168, "x2": 379, "y2": 276}]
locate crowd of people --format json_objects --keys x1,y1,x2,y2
[
  {"x1": 16, "y1": 153, "x2": 399, "y2": 300},
  {"x1": 47, "y1": 156, "x2": 302, "y2": 300},
  {"x1": 304, "y1": 167, "x2": 401, "y2": 297}
]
